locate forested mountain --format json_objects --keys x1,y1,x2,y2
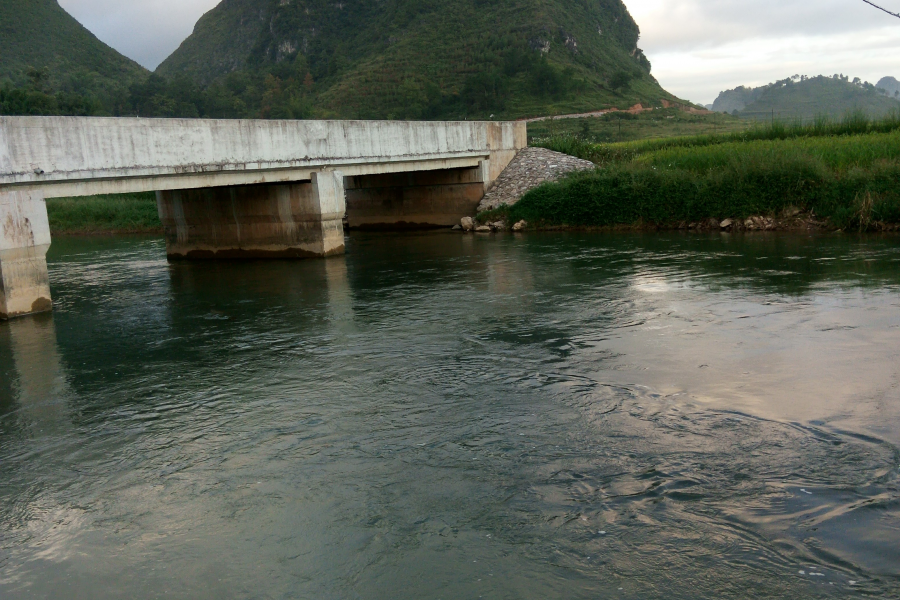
[
  {"x1": 712, "y1": 75, "x2": 900, "y2": 120},
  {"x1": 2, "y1": 0, "x2": 680, "y2": 119},
  {"x1": 0, "y1": 0, "x2": 148, "y2": 114},
  {"x1": 156, "y1": 0, "x2": 677, "y2": 119}
]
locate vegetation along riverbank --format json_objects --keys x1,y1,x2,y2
[
  {"x1": 47, "y1": 192, "x2": 161, "y2": 235},
  {"x1": 479, "y1": 112, "x2": 900, "y2": 232}
]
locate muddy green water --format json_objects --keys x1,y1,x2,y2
[{"x1": 2, "y1": 232, "x2": 900, "y2": 599}]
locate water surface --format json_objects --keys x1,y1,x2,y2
[{"x1": 2, "y1": 231, "x2": 900, "y2": 599}]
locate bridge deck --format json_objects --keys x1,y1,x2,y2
[{"x1": 0, "y1": 117, "x2": 524, "y2": 197}]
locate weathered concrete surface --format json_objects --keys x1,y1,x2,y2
[
  {"x1": 477, "y1": 147, "x2": 595, "y2": 212},
  {"x1": 0, "y1": 117, "x2": 526, "y2": 198},
  {"x1": 158, "y1": 171, "x2": 346, "y2": 259},
  {"x1": 0, "y1": 116, "x2": 527, "y2": 317},
  {"x1": 345, "y1": 166, "x2": 486, "y2": 228},
  {"x1": 0, "y1": 190, "x2": 52, "y2": 319}
]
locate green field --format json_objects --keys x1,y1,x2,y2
[
  {"x1": 487, "y1": 112, "x2": 900, "y2": 232},
  {"x1": 527, "y1": 109, "x2": 747, "y2": 144},
  {"x1": 47, "y1": 192, "x2": 161, "y2": 234}
]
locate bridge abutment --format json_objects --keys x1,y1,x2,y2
[
  {"x1": 0, "y1": 190, "x2": 53, "y2": 320},
  {"x1": 157, "y1": 171, "x2": 346, "y2": 260},
  {"x1": 344, "y1": 163, "x2": 489, "y2": 229}
]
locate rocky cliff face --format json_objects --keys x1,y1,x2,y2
[{"x1": 156, "y1": 0, "x2": 674, "y2": 119}]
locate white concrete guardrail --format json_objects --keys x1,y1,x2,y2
[{"x1": 0, "y1": 117, "x2": 526, "y2": 319}]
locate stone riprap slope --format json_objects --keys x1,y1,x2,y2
[{"x1": 478, "y1": 148, "x2": 594, "y2": 212}]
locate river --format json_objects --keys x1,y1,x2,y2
[{"x1": 2, "y1": 231, "x2": 899, "y2": 599}]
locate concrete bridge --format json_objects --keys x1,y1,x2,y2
[{"x1": 0, "y1": 116, "x2": 526, "y2": 319}]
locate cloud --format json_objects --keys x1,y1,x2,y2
[
  {"x1": 58, "y1": 0, "x2": 219, "y2": 70},
  {"x1": 627, "y1": 0, "x2": 900, "y2": 103}
]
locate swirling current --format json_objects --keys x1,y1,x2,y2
[{"x1": 1, "y1": 231, "x2": 900, "y2": 599}]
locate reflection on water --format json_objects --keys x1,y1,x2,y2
[{"x1": 1, "y1": 231, "x2": 899, "y2": 599}]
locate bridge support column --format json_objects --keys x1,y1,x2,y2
[
  {"x1": 344, "y1": 165, "x2": 488, "y2": 229},
  {"x1": 0, "y1": 190, "x2": 53, "y2": 320},
  {"x1": 157, "y1": 171, "x2": 346, "y2": 260}
]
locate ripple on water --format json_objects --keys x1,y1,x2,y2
[{"x1": 1, "y1": 232, "x2": 899, "y2": 599}]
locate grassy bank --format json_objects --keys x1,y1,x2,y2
[
  {"x1": 47, "y1": 192, "x2": 161, "y2": 234},
  {"x1": 492, "y1": 113, "x2": 900, "y2": 232}
]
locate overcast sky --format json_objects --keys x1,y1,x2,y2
[{"x1": 59, "y1": 0, "x2": 900, "y2": 104}]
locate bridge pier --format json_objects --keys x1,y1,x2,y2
[
  {"x1": 0, "y1": 190, "x2": 53, "y2": 320},
  {"x1": 157, "y1": 171, "x2": 346, "y2": 260}
]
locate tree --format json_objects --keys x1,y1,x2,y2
[{"x1": 609, "y1": 70, "x2": 634, "y2": 92}]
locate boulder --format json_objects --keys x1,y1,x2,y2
[
  {"x1": 512, "y1": 220, "x2": 527, "y2": 231},
  {"x1": 461, "y1": 217, "x2": 475, "y2": 231},
  {"x1": 720, "y1": 219, "x2": 733, "y2": 229},
  {"x1": 475, "y1": 225, "x2": 492, "y2": 232}
]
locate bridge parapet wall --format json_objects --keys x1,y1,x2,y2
[{"x1": 0, "y1": 118, "x2": 525, "y2": 197}]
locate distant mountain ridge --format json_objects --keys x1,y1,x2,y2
[
  {"x1": 0, "y1": 0, "x2": 147, "y2": 91},
  {"x1": 877, "y1": 76, "x2": 900, "y2": 98},
  {"x1": 712, "y1": 75, "x2": 900, "y2": 120},
  {"x1": 157, "y1": 0, "x2": 680, "y2": 120}
]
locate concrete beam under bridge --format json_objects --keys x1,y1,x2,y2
[{"x1": 0, "y1": 117, "x2": 526, "y2": 318}]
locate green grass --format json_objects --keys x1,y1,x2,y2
[
  {"x1": 527, "y1": 109, "x2": 748, "y2": 144},
  {"x1": 534, "y1": 110, "x2": 900, "y2": 165},
  {"x1": 493, "y1": 112, "x2": 900, "y2": 232},
  {"x1": 47, "y1": 193, "x2": 161, "y2": 234}
]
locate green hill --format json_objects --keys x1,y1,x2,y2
[
  {"x1": 877, "y1": 76, "x2": 900, "y2": 98},
  {"x1": 157, "y1": 0, "x2": 680, "y2": 120},
  {"x1": 0, "y1": 0, "x2": 147, "y2": 96},
  {"x1": 713, "y1": 75, "x2": 900, "y2": 121}
]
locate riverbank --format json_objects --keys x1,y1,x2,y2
[
  {"x1": 47, "y1": 192, "x2": 162, "y2": 235},
  {"x1": 480, "y1": 112, "x2": 900, "y2": 233}
]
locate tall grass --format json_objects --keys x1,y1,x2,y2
[
  {"x1": 639, "y1": 131, "x2": 900, "y2": 173},
  {"x1": 534, "y1": 110, "x2": 900, "y2": 165},
  {"x1": 504, "y1": 124, "x2": 900, "y2": 231}
]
